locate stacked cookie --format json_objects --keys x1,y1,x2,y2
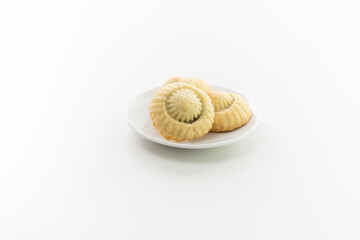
[{"x1": 150, "y1": 77, "x2": 252, "y2": 141}]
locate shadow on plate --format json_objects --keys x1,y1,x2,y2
[{"x1": 129, "y1": 126, "x2": 262, "y2": 165}]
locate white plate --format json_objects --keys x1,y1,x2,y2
[{"x1": 127, "y1": 85, "x2": 260, "y2": 149}]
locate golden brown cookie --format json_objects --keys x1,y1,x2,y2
[
  {"x1": 163, "y1": 76, "x2": 212, "y2": 95},
  {"x1": 150, "y1": 82, "x2": 214, "y2": 141},
  {"x1": 209, "y1": 91, "x2": 252, "y2": 132}
]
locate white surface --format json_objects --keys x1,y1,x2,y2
[
  {"x1": 1, "y1": 1, "x2": 360, "y2": 239},
  {"x1": 127, "y1": 85, "x2": 259, "y2": 149}
]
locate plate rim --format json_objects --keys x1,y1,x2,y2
[{"x1": 126, "y1": 85, "x2": 260, "y2": 149}]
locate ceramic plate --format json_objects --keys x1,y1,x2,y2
[{"x1": 127, "y1": 85, "x2": 260, "y2": 149}]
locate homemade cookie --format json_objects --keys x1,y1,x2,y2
[
  {"x1": 163, "y1": 76, "x2": 212, "y2": 95},
  {"x1": 209, "y1": 91, "x2": 252, "y2": 132},
  {"x1": 150, "y1": 82, "x2": 214, "y2": 141}
]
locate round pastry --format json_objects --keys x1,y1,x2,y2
[
  {"x1": 209, "y1": 91, "x2": 252, "y2": 132},
  {"x1": 163, "y1": 76, "x2": 212, "y2": 95},
  {"x1": 150, "y1": 83, "x2": 214, "y2": 141}
]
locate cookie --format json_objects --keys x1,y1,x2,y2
[
  {"x1": 209, "y1": 91, "x2": 252, "y2": 132},
  {"x1": 150, "y1": 82, "x2": 214, "y2": 141}
]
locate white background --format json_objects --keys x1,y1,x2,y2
[{"x1": 1, "y1": 0, "x2": 360, "y2": 239}]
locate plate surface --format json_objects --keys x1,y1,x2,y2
[{"x1": 127, "y1": 85, "x2": 260, "y2": 149}]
